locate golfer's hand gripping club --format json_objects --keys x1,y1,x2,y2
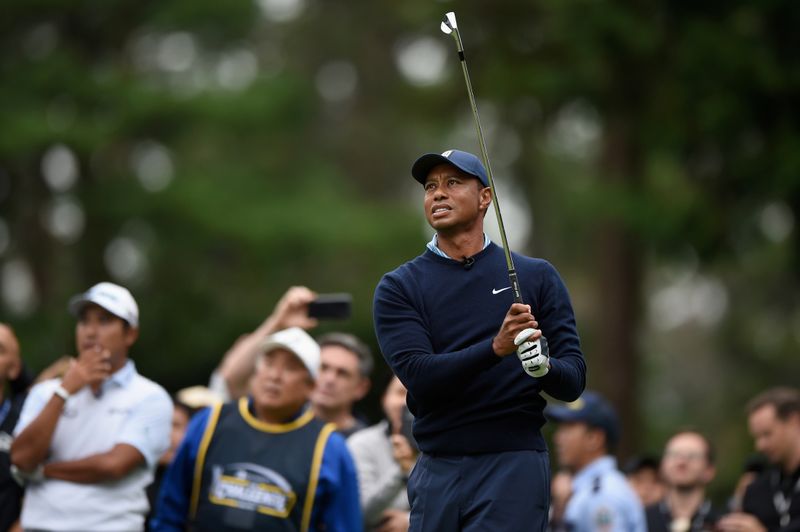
[
  {"x1": 442, "y1": 11, "x2": 545, "y2": 376},
  {"x1": 514, "y1": 328, "x2": 549, "y2": 378}
]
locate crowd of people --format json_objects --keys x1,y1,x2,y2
[{"x1": 0, "y1": 148, "x2": 798, "y2": 531}]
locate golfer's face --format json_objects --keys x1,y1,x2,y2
[{"x1": 423, "y1": 164, "x2": 488, "y2": 233}]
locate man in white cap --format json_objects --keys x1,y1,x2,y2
[
  {"x1": 150, "y1": 327, "x2": 362, "y2": 532},
  {"x1": 11, "y1": 281, "x2": 173, "y2": 531}
]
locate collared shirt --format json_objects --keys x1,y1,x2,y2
[
  {"x1": 564, "y1": 456, "x2": 647, "y2": 532},
  {"x1": 426, "y1": 233, "x2": 491, "y2": 259},
  {"x1": 15, "y1": 360, "x2": 173, "y2": 531}
]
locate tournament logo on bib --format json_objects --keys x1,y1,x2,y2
[{"x1": 208, "y1": 462, "x2": 297, "y2": 517}]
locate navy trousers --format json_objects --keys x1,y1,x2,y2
[{"x1": 407, "y1": 449, "x2": 550, "y2": 532}]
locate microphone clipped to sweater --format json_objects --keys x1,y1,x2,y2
[{"x1": 461, "y1": 256, "x2": 475, "y2": 270}]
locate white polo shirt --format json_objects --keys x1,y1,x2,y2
[{"x1": 15, "y1": 360, "x2": 172, "y2": 531}]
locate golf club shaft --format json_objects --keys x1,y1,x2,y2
[{"x1": 446, "y1": 19, "x2": 523, "y2": 304}]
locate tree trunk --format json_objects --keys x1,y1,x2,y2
[{"x1": 593, "y1": 114, "x2": 643, "y2": 461}]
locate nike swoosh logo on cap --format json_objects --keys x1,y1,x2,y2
[{"x1": 492, "y1": 287, "x2": 511, "y2": 295}]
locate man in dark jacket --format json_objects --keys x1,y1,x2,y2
[{"x1": 373, "y1": 149, "x2": 586, "y2": 531}]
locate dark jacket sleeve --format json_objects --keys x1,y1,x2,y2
[
  {"x1": 534, "y1": 262, "x2": 586, "y2": 401},
  {"x1": 373, "y1": 275, "x2": 502, "y2": 408}
]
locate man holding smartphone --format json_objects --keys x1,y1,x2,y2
[
  {"x1": 210, "y1": 286, "x2": 320, "y2": 401},
  {"x1": 210, "y1": 286, "x2": 372, "y2": 437},
  {"x1": 11, "y1": 282, "x2": 173, "y2": 531}
]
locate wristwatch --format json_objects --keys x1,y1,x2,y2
[{"x1": 53, "y1": 385, "x2": 71, "y2": 401}]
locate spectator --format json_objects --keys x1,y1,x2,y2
[
  {"x1": 210, "y1": 286, "x2": 372, "y2": 437},
  {"x1": 0, "y1": 323, "x2": 29, "y2": 531},
  {"x1": 623, "y1": 454, "x2": 665, "y2": 507},
  {"x1": 547, "y1": 391, "x2": 646, "y2": 532},
  {"x1": 373, "y1": 148, "x2": 586, "y2": 531},
  {"x1": 313, "y1": 332, "x2": 373, "y2": 437},
  {"x1": 145, "y1": 397, "x2": 194, "y2": 529},
  {"x1": 646, "y1": 430, "x2": 720, "y2": 532},
  {"x1": 146, "y1": 386, "x2": 222, "y2": 530},
  {"x1": 718, "y1": 387, "x2": 800, "y2": 532},
  {"x1": 150, "y1": 327, "x2": 362, "y2": 531},
  {"x1": 728, "y1": 454, "x2": 767, "y2": 512},
  {"x1": 11, "y1": 282, "x2": 173, "y2": 531},
  {"x1": 210, "y1": 286, "x2": 318, "y2": 401},
  {"x1": 347, "y1": 375, "x2": 415, "y2": 531},
  {"x1": 159, "y1": 400, "x2": 192, "y2": 468},
  {"x1": 549, "y1": 469, "x2": 573, "y2": 529}
]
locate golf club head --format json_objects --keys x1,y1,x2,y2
[{"x1": 440, "y1": 12, "x2": 457, "y2": 35}]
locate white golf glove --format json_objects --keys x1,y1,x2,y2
[{"x1": 514, "y1": 328, "x2": 550, "y2": 378}]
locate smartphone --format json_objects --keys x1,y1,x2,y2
[{"x1": 307, "y1": 293, "x2": 352, "y2": 320}]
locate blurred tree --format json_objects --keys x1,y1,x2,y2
[
  {"x1": 1, "y1": 0, "x2": 799, "y2": 497},
  {"x1": 466, "y1": 0, "x2": 800, "y2": 479},
  {"x1": 0, "y1": 0, "x2": 423, "y2": 405}
]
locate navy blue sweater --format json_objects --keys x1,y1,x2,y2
[{"x1": 373, "y1": 243, "x2": 586, "y2": 455}]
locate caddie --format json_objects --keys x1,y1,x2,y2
[{"x1": 150, "y1": 327, "x2": 362, "y2": 532}]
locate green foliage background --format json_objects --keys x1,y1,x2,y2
[{"x1": 2, "y1": 0, "x2": 799, "y2": 504}]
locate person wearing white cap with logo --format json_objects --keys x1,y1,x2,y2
[
  {"x1": 150, "y1": 327, "x2": 362, "y2": 532},
  {"x1": 10, "y1": 282, "x2": 173, "y2": 531}
]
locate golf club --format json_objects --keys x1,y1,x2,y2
[
  {"x1": 441, "y1": 11, "x2": 546, "y2": 364},
  {"x1": 440, "y1": 11, "x2": 521, "y2": 303}
]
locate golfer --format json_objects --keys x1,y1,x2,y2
[{"x1": 373, "y1": 149, "x2": 586, "y2": 531}]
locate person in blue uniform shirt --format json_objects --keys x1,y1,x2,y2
[
  {"x1": 150, "y1": 327, "x2": 362, "y2": 532},
  {"x1": 373, "y1": 149, "x2": 586, "y2": 531},
  {"x1": 547, "y1": 391, "x2": 646, "y2": 532}
]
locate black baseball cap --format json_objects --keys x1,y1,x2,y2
[
  {"x1": 622, "y1": 454, "x2": 661, "y2": 475},
  {"x1": 411, "y1": 149, "x2": 489, "y2": 187},
  {"x1": 545, "y1": 391, "x2": 620, "y2": 447}
]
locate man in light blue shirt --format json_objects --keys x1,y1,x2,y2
[
  {"x1": 11, "y1": 282, "x2": 173, "y2": 531},
  {"x1": 547, "y1": 391, "x2": 646, "y2": 532}
]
